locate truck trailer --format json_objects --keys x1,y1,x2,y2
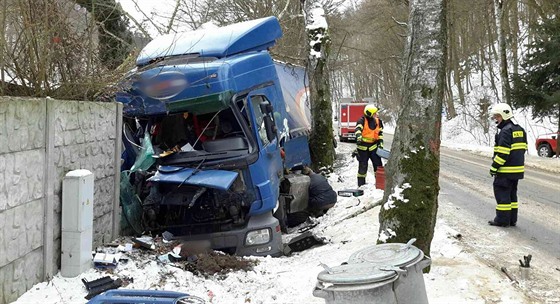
[{"x1": 116, "y1": 17, "x2": 319, "y2": 257}]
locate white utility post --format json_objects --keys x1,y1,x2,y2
[{"x1": 60, "y1": 169, "x2": 94, "y2": 277}]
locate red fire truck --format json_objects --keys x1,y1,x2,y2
[{"x1": 338, "y1": 102, "x2": 368, "y2": 142}]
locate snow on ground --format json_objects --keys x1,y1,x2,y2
[
  {"x1": 15, "y1": 113, "x2": 558, "y2": 304},
  {"x1": 16, "y1": 135, "x2": 557, "y2": 304}
]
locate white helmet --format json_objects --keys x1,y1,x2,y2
[{"x1": 490, "y1": 103, "x2": 513, "y2": 120}]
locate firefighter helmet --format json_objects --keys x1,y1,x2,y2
[
  {"x1": 490, "y1": 103, "x2": 513, "y2": 120},
  {"x1": 364, "y1": 105, "x2": 378, "y2": 117}
]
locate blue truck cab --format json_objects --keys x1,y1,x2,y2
[{"x1": 116, "y1": 17, "x2": 313, "y2": 256}]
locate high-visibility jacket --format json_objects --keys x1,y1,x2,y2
[
  {"x1": 355, "y1": 116, "x2": 383, "y2": 150},
  {"x1": 491, "y1": 120, "x2": 527, "y2": 179}
]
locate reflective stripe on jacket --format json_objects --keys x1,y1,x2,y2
[{"x1": 491, "y1": 120, "x2": 527, "y2": 179}]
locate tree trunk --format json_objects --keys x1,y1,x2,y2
[
  {"x1": 495, "y1": 0, "x2": 512, "y2": 104},
  {"x1": 303, "y1": 1, "x2": 335, "y2": 171},
  {"x1": 378, "y1": 0, "x2": 447, "y2": 262},
  {"x1": 511, "y1": 0, "x2": 520, "y2": 77},
  {"x1": 556, "y1": 107, "x2": 560, "y2": 158},
  {"x1": 448, "y1": 0, "x2": 465, "y2": 107}
]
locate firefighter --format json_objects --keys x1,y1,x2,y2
[
  {"x1": 488, "y1": 103, "x2": 527, "y2": 227},
  {"x1": 354, "y1": 105, "x2": 384, "y2": 187}
]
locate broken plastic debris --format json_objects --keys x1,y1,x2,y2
[
  {"x1": 181, "y1": 143, "x2": 194, "y2": 152},
  {"x1": 132, "y1": 236, "x2": 156, "y2": 250},
  {"x1": 93, "y1": 253, "x2": 121, "y2": 269},
  {"x1": 162, "y1": 231, "x2": 174, "y2": 242}
]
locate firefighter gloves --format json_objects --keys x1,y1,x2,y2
[
  {"x1": 490, "y1": 170, "x2": 497, "y2": 177},
  {"x1": 351, "y1": 149, "x2": 358, "y2": 159}
]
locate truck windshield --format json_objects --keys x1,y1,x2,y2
[{"x1": 155, "y1": 103, "x2": 253, "y2": 166}]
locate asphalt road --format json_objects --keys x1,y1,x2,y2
[
  {"x1": 379, "y1": 134, "x2": 559, "y2": 256},
  {"x1": 439, "y1": 148, "x2": 560, "y2": 257}
]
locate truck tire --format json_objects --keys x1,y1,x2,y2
[
  {"x1": 538, "y1": 143, "x2": 553, "y2": 157},
  {"x1": 287, "y1": 211, "x2": 310, "y2": 227}
]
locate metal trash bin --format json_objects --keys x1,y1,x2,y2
[
  {"x1": 348, "y1": 239, "x2": 431, "y2": 304},
  {"x1": 313, "y1": 263, "x2": 399, "y2": 304}
]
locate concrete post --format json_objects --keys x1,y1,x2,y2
[
  {"x1": 43, "y1": 98, "x2": 55, "y2": 280},
  {"x1": 112, "y1": 102, "x2": 123, "y2": 239}
]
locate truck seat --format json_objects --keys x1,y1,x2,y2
[{"x1": 202, "y1": 137, "x2": 248, "y2": 152}]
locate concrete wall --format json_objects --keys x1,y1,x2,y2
[{"x1": 0, "y1": 97, "x2": 122, "y2": 304}]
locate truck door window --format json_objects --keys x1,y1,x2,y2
[{"x1": 250, "y1": 95, "x2": 272, "y2": 146}]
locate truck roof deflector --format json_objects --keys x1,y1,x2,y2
[{"x1": 137, "y1": 16, "x2": 282, "y2": 66}]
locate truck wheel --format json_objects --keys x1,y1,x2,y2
[
  {"x1": 538, "y1": 143, "x2": 553, "y2": 157},
  {"x1": 287, "y1": 211, "x2": 310, "y2": 227}
]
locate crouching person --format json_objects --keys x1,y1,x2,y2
[{"x1": 302, "y1": 167, "x2": 337, "y2": 216}]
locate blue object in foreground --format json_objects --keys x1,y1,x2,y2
[
  {"x1": 87, "y1": 289, "x2": 200, "y2": 304},
  {"x1": 376, "y1": 148, "x2": 391, "y2": 159}
]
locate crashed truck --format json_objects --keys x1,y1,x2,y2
[{"x1": 116, "y1": 17, "x2": 328, "y2": 257}]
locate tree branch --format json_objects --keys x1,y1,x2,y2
[
  {"x1": 165, "y1": 0, "x2": 182, "y2": 34},
  {"x1": 277, "y1": 0, "x2": 291, "y2": 20},
  {"x1": 392, "y1": 16, "x2": 407, "y2": 27}
]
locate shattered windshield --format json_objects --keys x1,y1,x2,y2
[{"x1": 140, "y1": 102, "x2": 253, "y2": 166}]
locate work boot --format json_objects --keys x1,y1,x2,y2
[
  {"x1": 510, "y1": 208, "x2": 518, "y2": 227},
  {"x1": 357, "y1": 177, "x2": 366, "y2": 187},
  {"x1": 488, "y1": 220, "x2": 509, "y2": 227}
]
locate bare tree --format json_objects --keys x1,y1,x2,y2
[
  {"x1": 494, "y1": 0, "x2": 511, "y2": 104},
  {"x1": 327, "y1": 0, "x2": 408, "y2": 118},
  {"x1": 378, "y1": 0, "x2": 447, "y2": 260},
  {"x1": 1, "y1": 0, "x2": 136, "y2": 100}
]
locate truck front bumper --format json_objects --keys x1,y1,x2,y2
[{"x1": 178, "y1": 212, "x2": 283, "y2": 257}]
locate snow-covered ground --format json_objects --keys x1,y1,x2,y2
[{"x1": 14, "y1": 127, "x2": 558, "y2": 304}]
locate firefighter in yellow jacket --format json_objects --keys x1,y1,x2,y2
[
  {"x1": 354, "y1": 105, "x2": 384, "y2": 187},
  {"x1": 488, "y1": 103, "x2": 527, "y2": 227}
]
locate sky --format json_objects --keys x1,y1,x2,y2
[
  {"x1": 118, "y1": 0, "x2": 355, "y2": 38},
  {"x1": 117, "y1": 0, "x2": 183, "y2": 36}
]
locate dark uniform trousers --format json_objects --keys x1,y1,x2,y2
[
  {"x1": 493, "y1": 176, "x2": 519, "y2": 225},
  {"x1": 357, "y1": 144, "x2": 382, "y2": 187}
]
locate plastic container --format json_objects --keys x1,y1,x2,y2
[
  {"x1": 375, "y1": 167, "x2": 385, "y2": 190},
  {"x1": 86, "y1": 289, "x2": 204, "y2": 304},
  {"x1": 376, "y1": 148, "x2": 390, "y2": 159},
  {"x1": 313, "y1": 263, "x2": 398, "y2": 304},
  {"x1": 348, "y1": 239, "x2": 431, "y2": 304}
]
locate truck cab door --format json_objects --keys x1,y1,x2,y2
[{"x1": 246, "y1": 95, "x2": 283, "y2": 216}]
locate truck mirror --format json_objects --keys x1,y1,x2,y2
[
  {"x1": 260, "y1": 102, "x2": 273, "y2": 114},
  {"x1": 263, "y1": 115, "x2": 277, "y2": 142}
]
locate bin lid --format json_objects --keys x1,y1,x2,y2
[
  {"x1": 317, "y1": 263, "x2": 397, "y2": 285},
  {"x1": 348, "y1": 242, "x2": 423, "y2": 267}
]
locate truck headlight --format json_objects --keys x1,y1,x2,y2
[{"x1": 245, "y1": 229, "x2": 271, "y2": 246}]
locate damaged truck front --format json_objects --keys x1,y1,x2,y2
[{"x1": 116, "y1": 17, "x2": 313, "y2": 257}]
